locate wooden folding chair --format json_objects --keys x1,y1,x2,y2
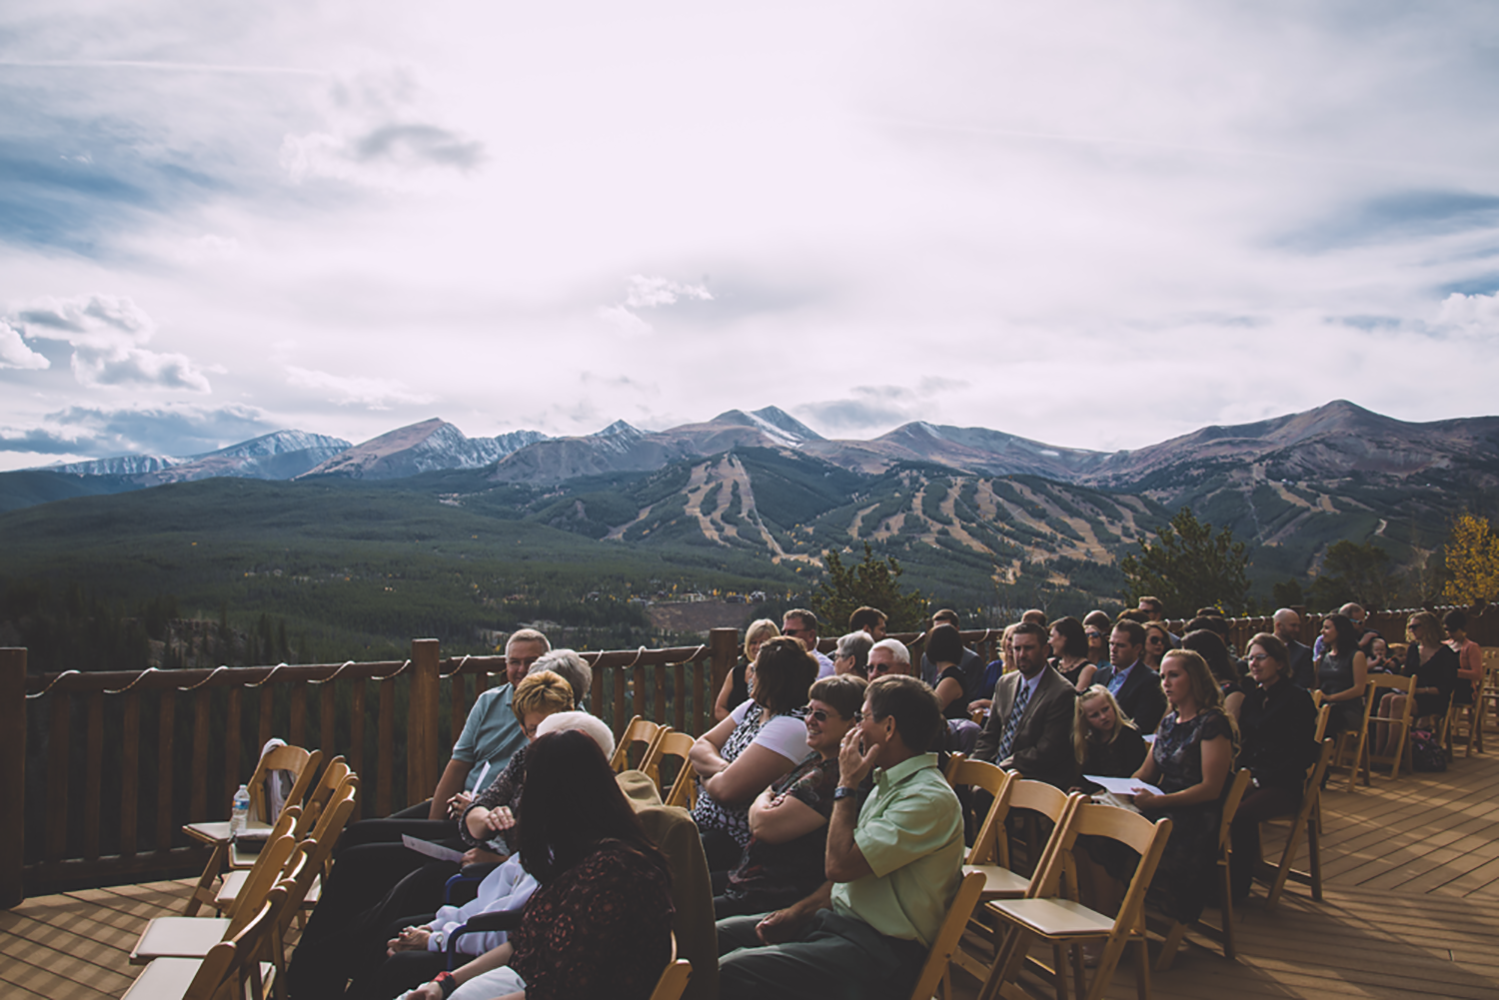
[
  {"x1": 123, "y1": 896, "x2": 278, "y2": 1000},
  {"x1": 182, "y1": 744, "x2": 322, "y2": 914},
  {"x1": 1259, "y1": 739, "x2": 1334, "y2": 908},
  {"x1": 978, "y1": 802, "x2": 1172, "y2": 1000},
  {"x1": 656, "y1": 730, "x2": 699, "y2": 809},
  {"x1": 909, "y1": 871, "x2": 987, "y2": 1000},
  {"x1": 214, "y1": 760, "x2": 355, "y2": 913},
  {"x1": 943, "y1": 755, "x2": 1016, "y2": 898},
  {"x1": 1154, "y1": 769, "x2": 1252, "y2": 969},
  {"x1": 133, "y1": 844, "x2": 307, "y2": 965},
  {"x1": 950, "y1": 784, "x2": 1082, "y2": 986},
  {"x1": 1326, "y1": 685, "x2": 1375, "y2": 791},
  {"x1": 206, "y1": 810, "x2": 300, "y2": 916},
  {"x1": 647, "y1": 933, "x2": 691, "y2": 1000},
  {"x1": 1366, "y1": 674, "x2": 1418, "y2": 778},
  {"x1": 611, "y1": 716, "x2": 667, "y2": 774}
]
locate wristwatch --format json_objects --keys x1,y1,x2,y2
[{"x1": 833, "y1": 785, "x2": 859, "y2": 801}]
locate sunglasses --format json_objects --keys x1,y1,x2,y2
[{"x1": 805, "y1": 708, "x2": 840, "y2": 723}]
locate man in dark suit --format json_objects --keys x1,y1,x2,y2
[
  {"x1": 1273, "y1": 608, "x2": 1316, "y2": 689},
  {"x1": 1093, "y1": 620, "x2": 1167, "y2": 734},
  {"x1": 974, "y1": 622, "x2": 1078, "y2": 788}
]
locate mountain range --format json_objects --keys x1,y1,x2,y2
[{"x1": 3, "y1": 399, "x2": 1497, "y2": 615}]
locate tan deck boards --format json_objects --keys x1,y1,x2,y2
[{"x1": 6, "y1": 750, "x2": 1499, "y2": 1000}]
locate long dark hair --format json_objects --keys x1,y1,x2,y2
[
  {"x1": 1181, "y1": 629, "x2": 1236, "y2": 686},
  {"x1": 1325, "y1": 614, "x2": 1359, "y2": 656},
  {"x1": 517, "y1": 729, "x2": 668, "y2": 884}
]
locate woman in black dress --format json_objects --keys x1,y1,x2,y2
[
  {"x1": 1373, "y1": 611, "x2": 1458, "y2": 758},
  {"x1": 1316, "y1": 614, "x2": 1369, "y2": 736},
  {"x1": 1050, "y1": 616, "x2": 1098, "y2": 691},
  {"x1": 713, "y1": 619, "x2": 780, "y2": 721},
  {"x1": 1182, "y1": 629, "x2": 1245, "y2": 722},
  {"x1": 1229, "y1": 633, "x2": 1318, "y2": 900},
  {"x1": 1128, "y1": 649, "x2": 1239, "y2": 923}
]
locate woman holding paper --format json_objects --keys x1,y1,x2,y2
[
  {"x1": 1073, "y1": 685, "x2": 1148, "y2": 786},
  {"x1": 1126, "y1": 648, "x2": 1238, "y2": 923}
]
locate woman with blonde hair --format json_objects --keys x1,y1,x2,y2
[
  {"x1": 1073, "y1": 685, "x2": 1147, "y2": 783},
  {"x1": 714, "y1": 618, "x2": 781, "y2": 721},
  {"x1": 1126, "y1": 649, "x2": 1239, "y2": 923}
]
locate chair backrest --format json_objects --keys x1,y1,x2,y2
[
  {"x1": 906, "y1": 870, "x2": 987, "y2": 1000},
  {"x1": 943, "y1": 755, "x2": 1013, "y2": 865},
  {"x1": 249, "y1": 745, "x2": 321, "y2": 825},
  {"x1": 1001, "y1": 778, "x2": 1076, "y2": 874},
  {"x1": 1216, "y1": 770, "x2": 1253, "y2": 853},
  {"x1": 183, "y1": 897, "x2": 275, "y2": 1000},
  {"x1": 611, "y1": 716, "x2": 666, "y2": 774},
  {"x1": 223, "y1": 813, "x2": 298, "y2": 921},
  {"x1": 1368, "y1": 672, "x2": 1418, "y2": 708},
  {"x1": 1060, "y1": 802, "x2": 1173, "y2": 935},
  {"x1": 1313, "y1": 703, "x2": 1332, "y2": 743},
  {"x1": 296, "y1": 757, "x2": 351, "y2": 837},
  {"x1": 277, "y1": 779, "x2": 359, "y2": 934},
  {"x1": 647, "y1": 933, "x2": 691, "y2": 1000},
  {"x1": 656, "y1": 731, "x2": 699, "y2": 809}
]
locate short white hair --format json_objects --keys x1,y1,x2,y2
[
  {"x1": 870, "y1": 637, "x2": 911, "y2": 667},
  {"x1": 535, "y1": 710, "x2": 615, "y2": 760},
  {"x1": 531, "y1": 649, "x2": 591, "y2": 707}
]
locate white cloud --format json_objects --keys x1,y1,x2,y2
[
  {"x1": 8, "y1": 295, "x2": 211, "y2": 390},
  {"x1": 595, "y1": 305, "x2": 653, "y2": 334},
  {"x1": 0, "y1": 321, "x2": 49, "y2": 370},
  {"x1": 285, "y1": 365, "x2": 432, "y2": 409},
  {"x1": 622, "y1": 275, "x2": 713, "y2": 309},
  {"x1": 1435, "y1": 291, "x2": 1499, "y2": 338}
]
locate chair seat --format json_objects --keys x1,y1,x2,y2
[
  {"x1": 131, "y1": 916, "x2": 231, "y2": 964},
  {"x1": 122, "y1": 957, "x2": 203, "y2": 998},
  {"x1": 184, "y1": 819, "x2": 271, "y2": 847},
  {"x1": 963, "y1": 863, "x2": 1030, "y2": 900},
  {"x1": 214, "y1": 870, "x2": 250, "y2": 910},
  {"x1": 988, "y1": 896, "x2": 1115, "y2": 938}
]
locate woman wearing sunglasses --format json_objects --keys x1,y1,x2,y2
[{"x1": 712, "y1": 675, "x2": 868, "y2": 919}]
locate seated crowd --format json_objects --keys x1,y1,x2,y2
[{"x1": 280, "y1": 597, "x2": 1474, "y2": 1000}]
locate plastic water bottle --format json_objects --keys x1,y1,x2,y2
[{"x1": 230, "y1": 784, "x2": 251, "y2": 836}]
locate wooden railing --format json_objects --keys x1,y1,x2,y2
[
  {"x1": 3, "y1": 606, "x2": 1482, "y2": 907},
  {"x1": 2, "y1": 629, "x2": 741, "y2": 904}
]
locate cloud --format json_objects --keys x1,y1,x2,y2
[
  {"x1": 8, "y1": 294, "x2": 212, "y2": 390},
  {"x1": 0, "y1": 403, "x2": 274, "y2": 458},
  {"x1": 0, "y1": 321, "x2": 50, "y2": 370},
  {"x1": 1435, "y1": 291, "x2": 1499, "y2": 339},
  {"x1": 280, "y1": 68, "x2": 485, "y2": 185},
  {"x1": 797, "y1": 386, "x2": 919, "y2": 432},
  {"x1": 596, "y1": 275, "x2": 714, "y2": 333},
  {"x1": 1282, "y1": 190, "x2": 1499, "y2": 252},
  {"x1": 285, "y1": 365, "x2": 432, "y2": 408}
]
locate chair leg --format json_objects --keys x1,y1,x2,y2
[
  {"x1": 184, "y1": 841, "x2": 228, "y2": 916},
  {"x1": 1220, "y1": 860, "x2": 1236, "y2": 960},
  {"x1": 1308, "y1": 818, "x2": 1323, "y2": 902},
  {"x1": 1052, "y1": 943, "x2": 1070, "y2": 1000},
  {"x1": 1132, "y1": 937, "x2": 1151, "y2": 1000},
  {"x1": 1154, "y1": 921, "x2": 1186, "y2": 971},
  {"x1": 1085, "y1": 935, "x2": 1128, "y2": 1000}
]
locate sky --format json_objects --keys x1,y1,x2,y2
[{"x1": 2, "y1": 1, "x2": 1498, "y2": 470}]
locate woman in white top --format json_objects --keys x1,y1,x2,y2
[{"x1": 689, "y1": 637, "x2": 818, "y2": 874}]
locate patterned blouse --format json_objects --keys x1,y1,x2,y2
[
  {"x1": 458, "y1": 744, "x2": 527, "y2": 852},
  {"x1": 691, "y1": 703, "x2": 809, "y2": 848},
  {"x1": 723, "y1": 753, "x2": 838, "y2": 907},
  {"x1": 510, "y1": 840, "x2": 675, "y2": 1000}
]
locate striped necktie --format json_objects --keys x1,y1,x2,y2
[{"x1": 995, "y1": 680, "x2": 1032, "y2": 762}]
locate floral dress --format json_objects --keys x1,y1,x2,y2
[
  {"x1": 509, "y1": 840, "x2": 674, "y2": 1000},
  {"x1": 691, "y1": 703, "x2": 809, "y2": 848}
]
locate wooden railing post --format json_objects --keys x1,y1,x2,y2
[
  {"x1": 1, "y1": 648, "x2": 26, "y2": 908},
  {"x1": 408, "y1": 639, "x2": 442, "y2": 808},
  {"x1": 709, "y1": 628, "x2": 738, "y2": 693}
]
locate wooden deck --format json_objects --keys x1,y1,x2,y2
[{"x1": 4, "y1": 749, "x2": 1498, "y2": 1000}]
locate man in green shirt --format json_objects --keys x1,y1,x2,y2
[{"x1": 717, "y1": 675, "x2": 964, "y2": 1000}]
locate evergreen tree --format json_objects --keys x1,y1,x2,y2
[
  {"x1": 1120, "y1": 507, "x2": 1249, "y2": 615},
  {"x1": 812, "y1": 542, "x2": 927, "y2": 632}
]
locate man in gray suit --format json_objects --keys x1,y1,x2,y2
[{"x1": 974, "y1": 622, "x2": 1078, "y2": 789}]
